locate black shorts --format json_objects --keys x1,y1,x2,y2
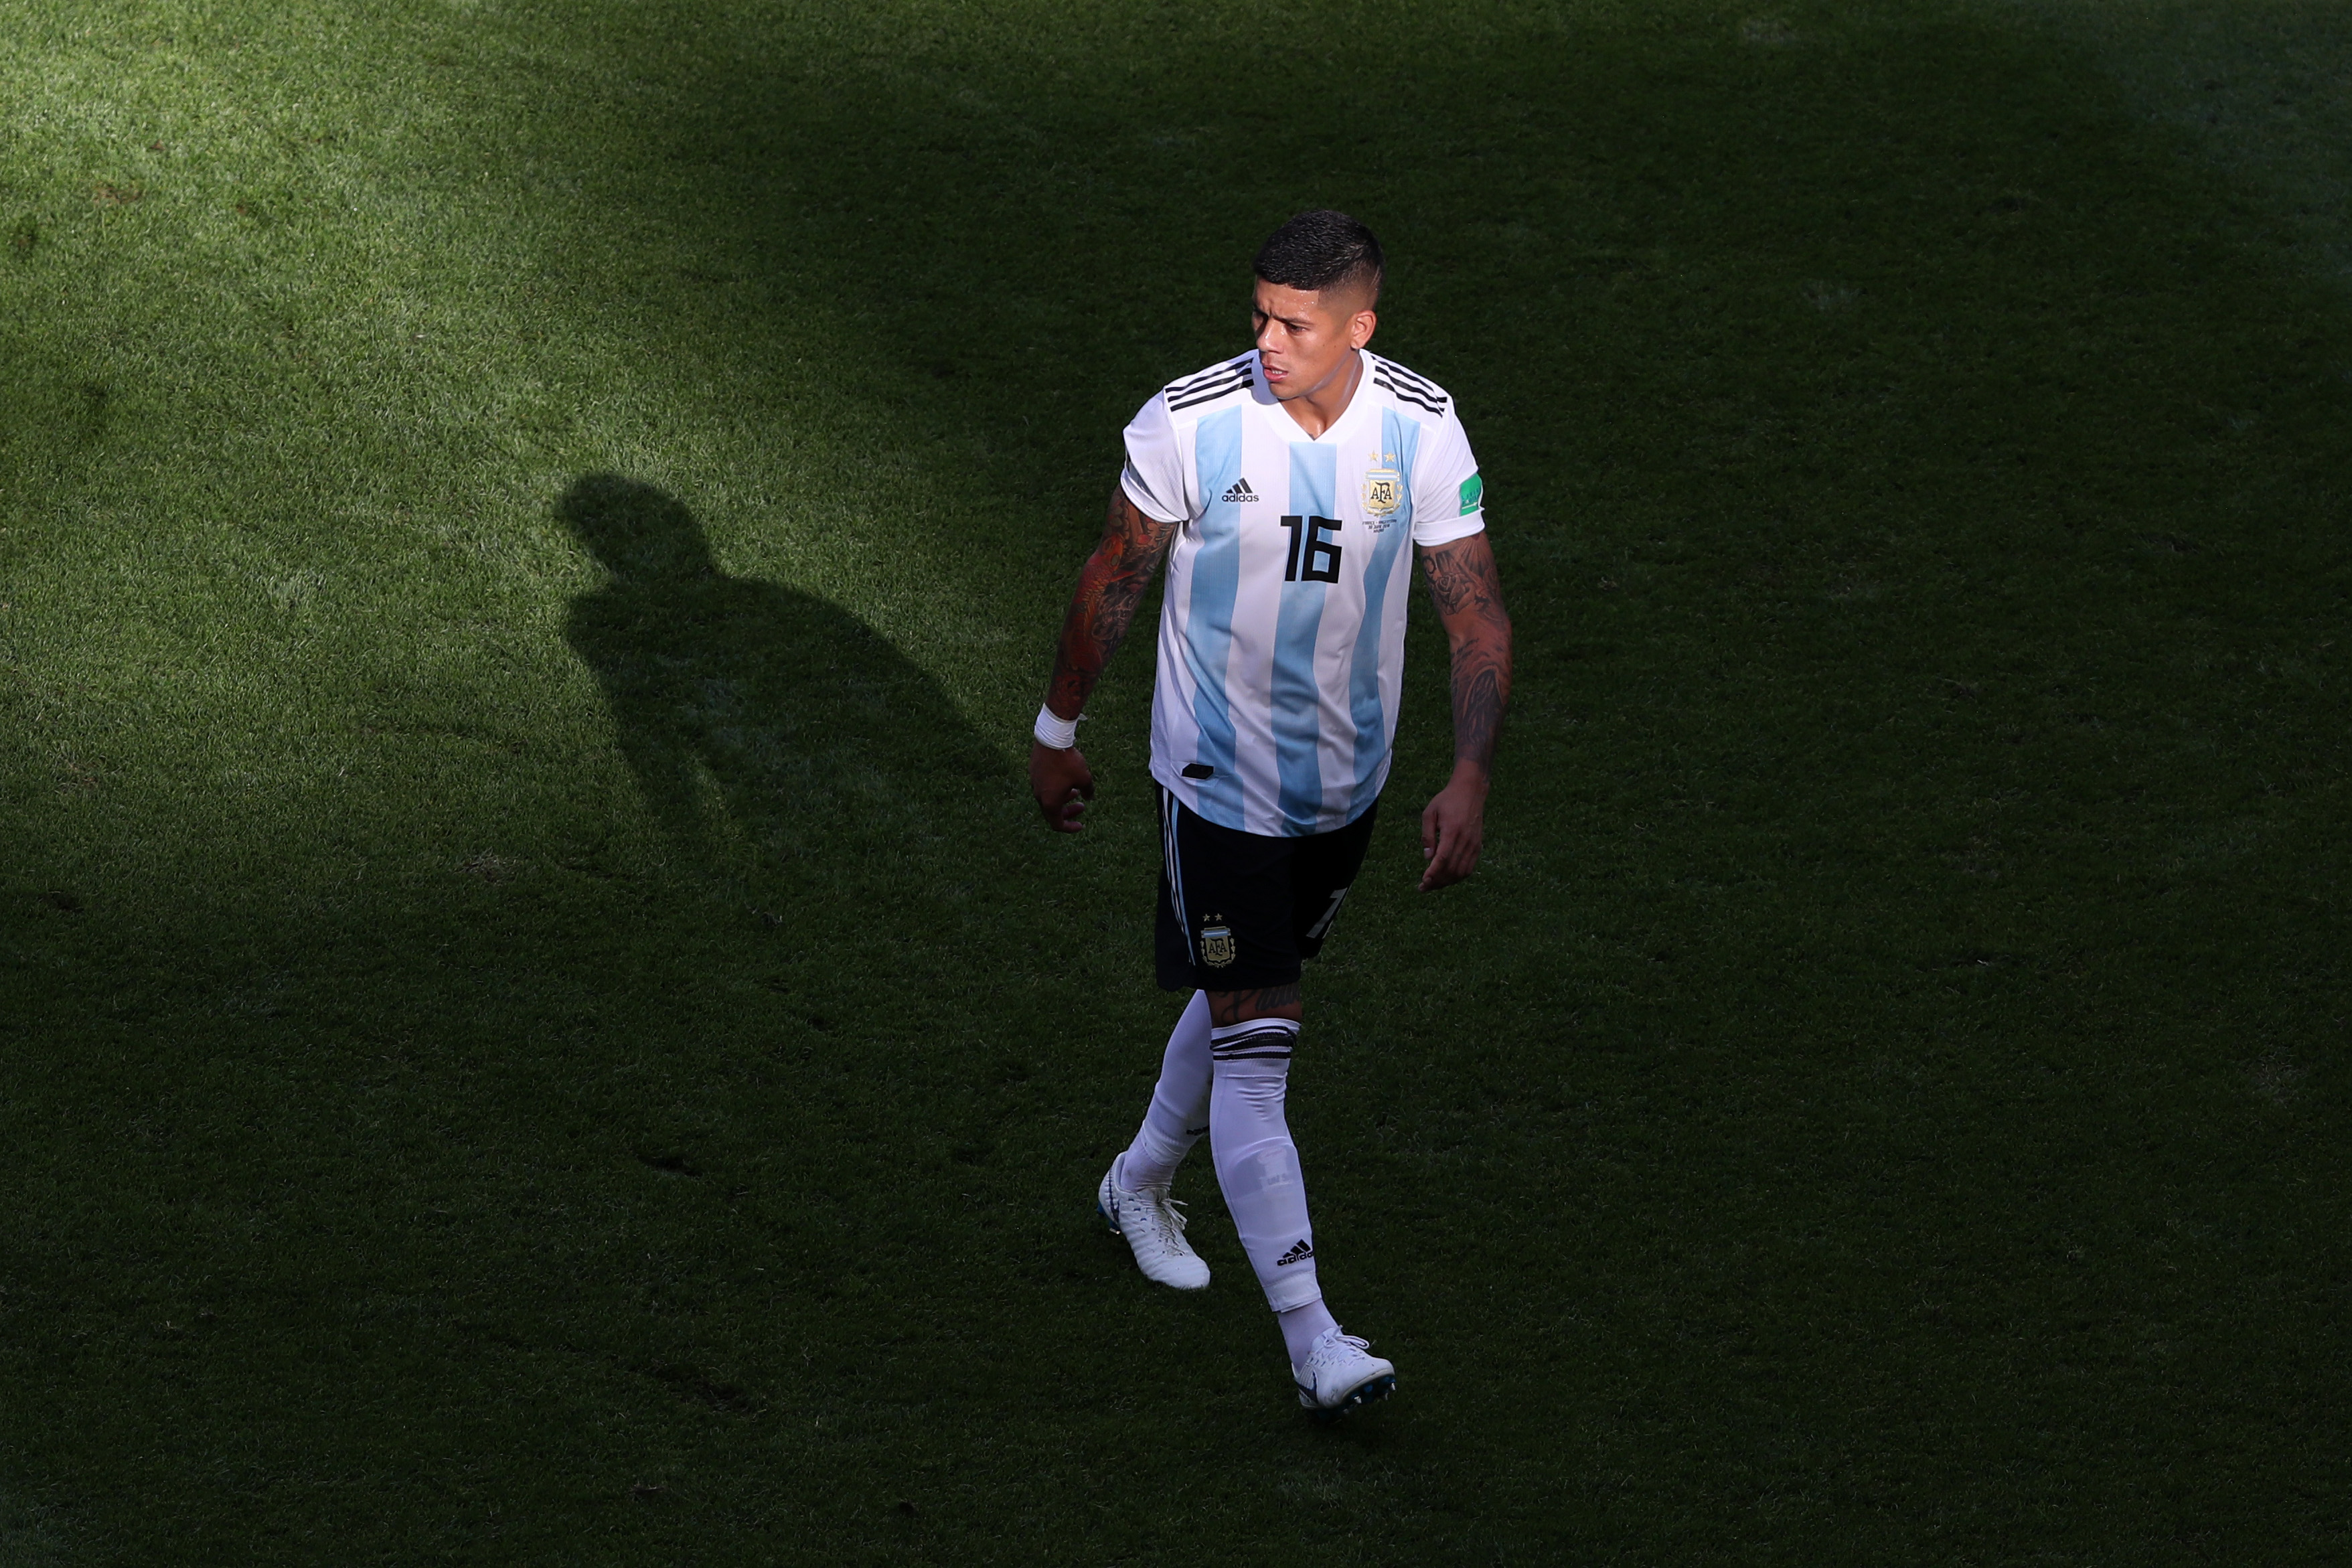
[{"x1": 1155, "y1": 785, "x2": 1380, "y2": 992}]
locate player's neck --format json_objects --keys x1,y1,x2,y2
[{"x1": 1275, "y1": 350, "x2": 1362, "y2": 440}]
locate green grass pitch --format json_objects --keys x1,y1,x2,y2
[{"x1": 3, "y1": 0, "x2": 2347, "y2": 1561}]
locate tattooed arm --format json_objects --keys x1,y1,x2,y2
[
  {"x1": 1415, "y1": 531, "x2": 1513, "y2": 890},
  {"x1": 1030, "y1": 484, "x2": 1182, "y2": 832}
]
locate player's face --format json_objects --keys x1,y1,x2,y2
[{"x1": 1252, "y1": 280, "x2": 1377, "y2": 402}]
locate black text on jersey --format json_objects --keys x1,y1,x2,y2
[{"x1": 1279, "y1": 516, "x2": 1343, "y2": 584}]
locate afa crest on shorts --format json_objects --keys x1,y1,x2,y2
[{"x1": 1199, "y1": 919, "x2": 1236, "y2": 968}]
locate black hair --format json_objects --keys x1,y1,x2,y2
[{"x1": 1253, "y1": 210, "x2": 1383, "y2": 304}]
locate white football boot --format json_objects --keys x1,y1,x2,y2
[
  {"x1": 1097, "y1": 1154, "x2": 1210, "y2": 1291},
  {"x1": 1292, "y1": 1327, "x2": 1397, "y2": 1417}
]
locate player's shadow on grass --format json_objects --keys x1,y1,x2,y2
[{"x1": 560, "y1": 473, "x2": 997, "y2": 907}]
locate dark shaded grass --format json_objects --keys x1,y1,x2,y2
[{"x1": 2, "y1": 0, "x2": 2348, "y2": 1561}]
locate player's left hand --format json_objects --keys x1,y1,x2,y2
[{"x1": 1419, "y1": 767, "x2": 1488, "y2": 891}]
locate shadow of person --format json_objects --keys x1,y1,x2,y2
[{"x1": 559, "y1": 473, "x2": 998, "y2": 911}]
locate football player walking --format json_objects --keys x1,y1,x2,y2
[{"x1": 1030, "y1": 211, "x2": 1512, "y2": 1415}]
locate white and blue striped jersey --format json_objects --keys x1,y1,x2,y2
[{"x1": 1121, "y1": 349, "x2": 1487, "y2": 838}]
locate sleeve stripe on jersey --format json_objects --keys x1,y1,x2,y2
[
  {"x1": 1166, "y1": 364, "x2": 1251, "y2": 402},
  {"x1": 1374, "y1": 358, "x2": 1449, "y2": 403},
  {"x1": 1165, "y1": 357, "x2": 1253, "y2": 400},
  {"x1": 1166, "y1": 370, "x2": 1254, "y2": 412},
  {"x1": 1373, "y1": 372, "x2": 1447, "y2": 416},
  {"x1": 1166, "y1": 355, "x2": 1248, "y2": 394},
  {"x1": 1373, "y1": 370, "x2": 1445, "y2": 409}
]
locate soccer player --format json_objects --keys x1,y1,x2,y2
[{"x1": 1029, "y1": 211, "x2": 1512, "y2": 1415}]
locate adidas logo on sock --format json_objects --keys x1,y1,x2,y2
[
  {"x1": 1274, "y1": 1239, "x2": 1316, "y2": 1267},
  {"x1": 1220, "y1": 478, "x2": 1259, "y2": 503}
]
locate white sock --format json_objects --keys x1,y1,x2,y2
[
  {"x1": 1208, "y1": 1019, "x2": 1327, "y2": 1319},
  {"x1": 1117, "y1": 990, "x2": 1211, "y2": 1190},
  {"x1": 1278, "y1": 1299, "x2": 1340, "y2": 1367}
]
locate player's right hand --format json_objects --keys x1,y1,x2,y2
[{"x1": 1030, "y1": 742, "x2": 1095, "y2": 832}]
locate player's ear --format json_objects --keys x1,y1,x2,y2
[{"x1": 1348, "y1": 308, "x2": 1377, "y2": 350}]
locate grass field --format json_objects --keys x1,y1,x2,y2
[{"x1": 3, "y1": 0, "x2": 2348, "y2": 1561}]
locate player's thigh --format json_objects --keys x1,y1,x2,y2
[
  {"x1": 1158, "y1": 787, "x2": 1301, "y2": 991},
  {"x1": 1290, "y1": 797, "x2": 1381, "y2": 958}
]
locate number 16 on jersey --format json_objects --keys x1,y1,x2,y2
[{"x1": 1279, "y1": 514, "x2": 1343, "y2": 584}]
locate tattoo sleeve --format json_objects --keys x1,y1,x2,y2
[
  {"x1": 1045, "y1": 485, "x2": 1181, "y2": 720},
  {"x1": 1419, "y1": 534, "x2": 1513, "y2": 773}
]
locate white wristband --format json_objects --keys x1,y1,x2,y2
[{"x1": 1033, "y1": 704, "x2": 1081, "y2": 750}]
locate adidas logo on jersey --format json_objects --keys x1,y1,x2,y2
[
  {"x1": 1220, "y1": 479, "x2": 1260, "y2": 503},
  {"x1": 1275, "y1": 1239, "x2": 1316, "y2": 1267}
]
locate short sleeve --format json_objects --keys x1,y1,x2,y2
[
  {"x1": 1119, "y1": 394, "x2": 1189, "y2": 525},
  {"x1": 1409, "y1": 407, "x2": 1486, "y2": 548}
]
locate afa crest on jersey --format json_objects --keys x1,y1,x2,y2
[{"x1": 1362, "y1": 466, "x2": 1403, "y2": 518}]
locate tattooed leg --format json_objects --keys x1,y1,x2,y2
[{"x1": 1206, "y1": 982, "x2": 1303, "y2": 1026}]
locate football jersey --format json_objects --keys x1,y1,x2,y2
[{"x1": 1120, "y1": 349, "x2": 1486, "y2": 838}]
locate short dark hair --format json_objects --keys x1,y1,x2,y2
[{"x1": 1253, "y1": 210, "x2": 1383, "y2": 305}]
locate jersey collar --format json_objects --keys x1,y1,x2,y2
[{"x1": 1250, "y1": 350, "x2": 1373, "y2": 445}]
